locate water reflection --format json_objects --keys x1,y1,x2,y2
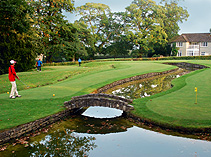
[
  {"x1": 29, "y1": 129, "x2": 96, "y2": 157},
  {"x1": 82, "y1": 106, "x2": 123, "y2": 119},
  {"x1": 105, "y1": 71, "x2": 182, "y2": 99},
  {"x1": 68, "y1": 114, "x2": 133, "y2": 134},
  {"x1": 0, "y1": 127, "x2": 97, "y2": 157},
  {"x1": 86, "y1": 126, "x2": 211, "y2": 157},
  {"x1": 2, "y1": 115, "x2": 211, "y2": 157},
  {"x1": 0, "y1": 115, "x2": 134, "y2": 156}
]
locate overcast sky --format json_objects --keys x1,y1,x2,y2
[{"x1": 64, "y1": 0, "x2": 211, "y2": 34}]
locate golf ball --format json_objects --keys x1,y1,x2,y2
[{"x1": 53, "y1": 94, "x2": 55, "y2": 97}]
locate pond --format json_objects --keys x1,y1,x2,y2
[
  {"x1": 1, "y1": 63, "x2": 210, "y2": 156},
  {"x1": 1, "y1": 112, "x2": 211, "y2": 157}
]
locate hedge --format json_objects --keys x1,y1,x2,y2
[{"x1": 43, "y1": 56, "x2": 211, "y2": 66}]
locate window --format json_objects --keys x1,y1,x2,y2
[
  {"x1": 176, "y1": 42, "x2": 183, "y2": 47},
  {"x1": 201, "y1": 42, "x2": 208, "y2": 47},
  {"x1": 201, "y1": 52, "x2": 206, "y2": 56},
  {"x1": 187, "y1": 50, "x2": 193, "y2": 56},
  {"x1": 178, "y1": 50, "x2": 182, "y2": 56}
]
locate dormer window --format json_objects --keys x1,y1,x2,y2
[
  {"x1": 201, "y1": 42, "x2": 208, "y2": 47},
  {"x1": 176, "y1": 42, "x2": 183, "y2": 47}
]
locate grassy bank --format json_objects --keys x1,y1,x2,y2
[{"x1": 0, "y1": 60, "x2": 210, "y2": 131}]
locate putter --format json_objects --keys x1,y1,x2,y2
[{"x1": 19, "y1": 79, "x2": 29, "y2": 88}]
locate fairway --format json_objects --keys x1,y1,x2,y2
[
  {"x1": 0, "y1": 60, "x2": 211, "y2": 131},
  {"x1": 0, "y1": 61, "x2": 174, "y2": 100}
]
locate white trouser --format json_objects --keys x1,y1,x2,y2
[{"x1": 10, "y1": 81, "x2": 19, "y2": 97}]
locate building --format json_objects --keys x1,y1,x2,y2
[{"x1": 171, "y1": 33, "x2": 211, "y2": 56}]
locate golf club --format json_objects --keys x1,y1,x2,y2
[{"x1": 19, "y1": 79, "x2": 29, "y2": 88}]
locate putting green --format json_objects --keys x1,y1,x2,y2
[{"x1": 147, "y1": 68, "x2": 211, "y2": 120}]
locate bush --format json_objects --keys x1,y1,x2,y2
[{"x1": 158, "y1": 56, "x2": 211, "y2": 60}]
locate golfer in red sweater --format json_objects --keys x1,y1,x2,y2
[{"x1": 9, "y1": 60, "x2": 21, "y2": 99}]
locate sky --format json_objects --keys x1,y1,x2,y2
[{"x1": 64, "y1": 0, "x2": 211, "y2": 34}]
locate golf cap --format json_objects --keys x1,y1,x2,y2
[{"x1": 10, "y1": 60, "x2": 16, "y2": 64}]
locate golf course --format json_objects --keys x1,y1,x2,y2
[{"x1": 0, "y1": 60, "x2": 211, "y2": 132}]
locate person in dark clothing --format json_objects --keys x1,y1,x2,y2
[
  {"x1": 78, "y1": 58, "x2": 82, "y2": 67},
  {"x1": 36, "y1": 59, "x2": 43, "y2": 71}
]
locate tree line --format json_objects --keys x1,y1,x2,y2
[{"x1": 0, "y1": 0, "x2": 189, "y2": 74}]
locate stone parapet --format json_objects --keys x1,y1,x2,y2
[{"x1": 64, "y1": 94, "x2": 134, "y2": 112}]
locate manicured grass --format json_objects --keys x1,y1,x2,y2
[
  {"x1": 0, "y1": 61, "x2": 175, "y2": 131},
  {"x1": 132, "y1": 60, "x2": 211, "y2": 129}
]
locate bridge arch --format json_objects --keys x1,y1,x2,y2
[{"x1": 64, "y1": 93, "x2": 134, "y2": 112}]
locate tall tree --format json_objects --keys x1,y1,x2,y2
[
  {"x1": 0, "y1": 0, "x2": 36, "y2": 74},
  {"x1": 76, "y1": 3, "x2": 125, "y2": 57},
  {"x1": 124, "y1": 0, "x2": 189, "y2": 57},
  {"x1": 104, "y1": 35, "x2": 133, "y2": 58},
  {"x1": 31, "y1": 0, "x2": 74, "y2": 62},
  {"x1": 124, "y1": 0, "x2": 168, "y2": 57},
  {"x1": 160, "y1": 0, "x2": 189, "y2": 40},
  {"x1": 153, "y1": 0, "x2": 189, "y2": 56},
  {"x1": 59, "y1": 22, "x2": 88, "y2": 61},
  {"x1": 76, "y1": 3, "x2": 111, "y2": 56}
]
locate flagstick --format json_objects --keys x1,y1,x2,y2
[
  {"x1": 195, "y1": 92, "x2": 197, "y2": 104},
  {"x1": 195, "y1": 87, "x2": 197, "y2": 104}
]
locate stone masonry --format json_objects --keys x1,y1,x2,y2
[{"x1": 64, "y1": 93, "x2": 134, "y2": 112}]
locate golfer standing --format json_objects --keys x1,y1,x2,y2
[
  {"x1": 36, "y1": 59, "x2": 42, "y2": 71},
  {"x1": 78, "y1": 58, "x2": 81, "y2": 67},
  {"x1": 9, "y1": 60, "x2": 21, "y2": 99}
]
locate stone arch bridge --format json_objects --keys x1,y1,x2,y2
[{"x1": 64, "y1": 93, "x2": 134, "y2": 112}]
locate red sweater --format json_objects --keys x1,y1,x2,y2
[{"x1": 8, "y1": 65, "x2": 18, "y2": 81}]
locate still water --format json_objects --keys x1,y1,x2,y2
[
  {"x1": 104, "y1": 69, "x2": 185, "y2": 99},
  {"x1": 1, "y1": 107, "x2": 211, "y2": 157}
]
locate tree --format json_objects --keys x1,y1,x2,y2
[
  {"x1": 171, "y1": 42, "x2": 178, "y2": 56},
  {"x1": 31, "y1": 0, "x2": 74, "y2": 62},
  {"x1": 59, "y1": 22, "x2": 88, "y2": 61},
  {"x1": 76, "y1": 3, "x2": 126, "y2": 58},
  {"x1": 124, "y1": 0, "x2": 189, "y2": 57},
  {"x1": 160, "y1": 0, "x2": 189, "y2": 40},
  {"x1": 0, "y1": 0, "x2": 37, "y2": 74},
  {"x1": 152, "y1": 0, "x2": 189, "y2": 56},
  {"x1": 124, "y1": 0, "x2": 168, "y2": 57},
  {"x1": 104, "y1": 36, "x2": 133, "y2": 58},
  {"x1": 76, "y1": 3, "x2": 111, "y2": 56}
]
